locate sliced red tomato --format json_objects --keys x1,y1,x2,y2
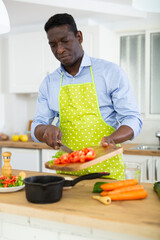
[
  {"x1": 54, "y1": 158, "x2": 61, "y2": 165},
  {"x1": 84, "y1": 148, "x2": 96, "y2": 161},
  {"x1": 69, "y1": 151, "x2": 80, "y2": 163},
  {"x1": 68, "y1": 152, "x2": 76, "y2": 162},
  {"x1": 11, "y1": 175, "x2": 18, "y2": 180},
  {"x1": 60, "y1": 153, "x2": 70, "y2": 164},
  {"x1": 0, "y1": 175, "x2": 24, "y2": 188},
  {"x1": 53, "y1": 147, "x2": 96, "y2": 165},
  {"x1": 81, "y1": 148, "x2": 90, "y2": 155},
  {"x1": 0, "y1": 176, "x2": 6, "y2": 180},
  {"x1": 77, "y1": 151, "x2": 86, "y2": 163},
  {"x1": 79, "y1": 156, "x2": 86, "y2": 163}
]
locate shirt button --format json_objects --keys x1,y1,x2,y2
[{"x1": 73, "y1": 77, "x2": 75, "y2": 80}]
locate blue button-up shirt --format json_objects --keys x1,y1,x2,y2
[{"x1": 31, "y1": 52, "x2": 142, "y2": 142}]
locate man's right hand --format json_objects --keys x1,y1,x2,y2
[{"x1": 35, "y1": 125, "x2": 62, "y2": 149}]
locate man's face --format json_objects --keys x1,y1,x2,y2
[{"x1": 47, "y1": 25, "x2": 83, "y2": 67}]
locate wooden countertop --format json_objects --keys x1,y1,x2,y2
[
  {"x1": 0, "y1": 169, "x2": 159, "y2": 239},
  {"x1": 0, "y1": 141, "x2": 160, "y2": 156},
  {"x1": 121, "y1": 143, "x2": 160, "y2": 156},
  {"x1": 0, "y1": 140, "x2": 52, "y2": 149}
]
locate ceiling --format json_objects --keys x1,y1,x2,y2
[{"x1": 3, "y1": 0, "x2": 160, "y2": 31}]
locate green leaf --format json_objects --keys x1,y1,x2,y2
[
  {"x1": 49, "y1": 160, "x2": 54, "y2": 164},
  {"x1": 92, "y1": 182, "x2": 107, "y2": 193},
  {"x1": 7, "y1": 184, "x2": 14, "y2": 187},
  {"x1": 52, "y1": 150, "x2": 65, "y2": 159}
]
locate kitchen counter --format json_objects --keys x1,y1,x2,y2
[
  {"x1": 0, "y1": 169, "x2": 159, "y2": 240},
  {"x1": 121, "y1": 143, "x2": 160, "y2": 156},
  {"x1": 0, "y1": 140, "x2": 160, "y2": 156},
  {"x1": 0, "y1": 140, "x2": 52, "y2": 149}
]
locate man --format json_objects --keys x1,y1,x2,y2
[{"x1": 31, "y1": 13, "x2": 142, "y2": 179}]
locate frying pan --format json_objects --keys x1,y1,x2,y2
[{"x1": 23, "y1": 172, "x2": 110, "y2": 204}]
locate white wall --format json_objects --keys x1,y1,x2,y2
[
  {"x1": 131, "y1": 119, "x2": 160, "y2": 145},
  {"x1": 3, "y1": 94, "x2": 36, "y2": 135}
]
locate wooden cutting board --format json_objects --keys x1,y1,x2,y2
[{"x1": 45, "y1": 146, "x2": 123, "y2": 172}]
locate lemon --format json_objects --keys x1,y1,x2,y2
[
  {"x1": 19, "y1": 134, "x2": 28, "y2": 142},
  {"x1": 12, "y1": 135, "x2": 19, "y2": 142},
  {"x1": 19, "y1": 171, "x2": 26, "y2": 179},
  {"x1": 19, "y1": 134, "x2": 23, "y2": 141}
]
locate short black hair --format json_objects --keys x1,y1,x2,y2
[{"x1": 44, "y1": 13, "x2": 78, "y2": 35}]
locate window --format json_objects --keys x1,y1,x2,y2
[
  {"x1": 150, "y1": 32, "x2": 160, "y2": 114},
  {"x1": 119, "y1": 31, "x2": 160, "y2": 117}
]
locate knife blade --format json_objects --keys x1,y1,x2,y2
[{"x1": 58, "y1": 142, "x2": 73, "y2": 153}]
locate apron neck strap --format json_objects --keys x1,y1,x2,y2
[
  {"x1": 90, "y1": 66, "x2": 95, "y2": 84},
  {"x1": 60, "y1": 66, "x2": 94, "y2": 85}
]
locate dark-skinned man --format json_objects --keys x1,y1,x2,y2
[{"x1": 31, "y1": 13, "x2": 142, "y2": 179}]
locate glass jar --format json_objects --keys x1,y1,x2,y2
[{"x1": 125, "y1": 162, "x2": 141, "y2": 183}]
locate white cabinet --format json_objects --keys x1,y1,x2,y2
[
  {"x1": 8, "y1": 31, "x2": 59, "y2": 93},
  {"x1": 41, "y1": 149, "x2": 58, "y2": 173},
  {"x1": 123, "y1": 154, "x2": 160, "y2": 183},
  {"x1": 152, "y1": 156, "x2": 160, "y2": 182},
  {"x1": 8, "y1": 31, "x2": 44, "y2": 93},
  {"x1": 1, "y1": 147, "x2": 40, "y2": 171}
]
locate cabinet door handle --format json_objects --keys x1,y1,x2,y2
[
  {"x1": 155, "y1": 159, "x2": 158, "y2": 181},
  {"x1": 146, "y1": 159, "x2": 149, "y2": 180}
]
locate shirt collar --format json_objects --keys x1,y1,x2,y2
[
  {"x1": 60, "y1": 51, "x2": 91, "y2": 73},
  {"x1": 81, "y1": 51, "x2": 91, "y2": 67}
]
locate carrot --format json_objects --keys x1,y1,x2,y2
[
  {"x1": 109, "y1": 189, "x2": 147, "y2": 201},
  {"x1": 101, "y1": 179, "x2": 138, "y2": 191},
  {"x1": 100, "y1": 184, "x2": 144, "y2": 196}
]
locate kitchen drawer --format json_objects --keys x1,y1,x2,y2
[
  {"x1": 41, "y1": 149, "x2": 58, "y2": 173},
  {"x1": 152, "y1": 156, "x2": 160, "y2": 182},
  {"x1": 0, "y1": 147, "x2": 40, "y2": 171}
]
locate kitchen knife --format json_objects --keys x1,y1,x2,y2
[{"x1": 58, "y1": 142, "x2": 73, "y2": 153}]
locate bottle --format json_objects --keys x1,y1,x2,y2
[{"x1": 2, "y1": 152, "x2": 12, "y2": 177}]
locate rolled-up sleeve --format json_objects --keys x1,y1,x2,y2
[
  {"x1": 31, "y1": 77, "x2": 56, "y2": 143},
  {"x1": 110, "y1": 67, "x2": 142, "y2": 139}
]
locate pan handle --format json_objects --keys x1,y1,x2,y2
[{"x1": 63, "y1": 172, "x2": 110, "y2": 187}]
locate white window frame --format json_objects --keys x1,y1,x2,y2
[
  {"x1": 145, "y1": 29, "x2": 160, "y2": 120},
  {"x1": 117, "y1": 29, "x2": 160, "y2": 120}
]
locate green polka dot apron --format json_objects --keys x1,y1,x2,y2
[{"x1": 57, "y1": 66, "x2": 125, "y2": 180}]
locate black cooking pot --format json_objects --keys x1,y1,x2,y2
[{"x1": 23, "y1": 172, "x2": 110, "y2": 204}]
